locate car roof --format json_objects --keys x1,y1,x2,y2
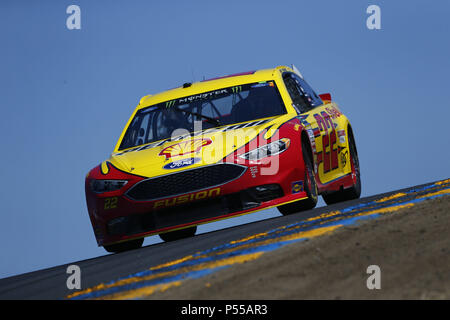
[{"x1": 138, "y1": 65, "x2": 294, "y2": 109}]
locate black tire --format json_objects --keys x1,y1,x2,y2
[
  {"x1": 322, "y1": 130, "x2": 361, "y2": 205},
  {"x1": 103, "y1": 238, "x2": 144, "y2": 253},
  {"x1": 159, "y1": 226, "x2": 197, "y2": 242},
  {"x1": 278, "y1": 141, "x2": 318, "y2": 215}
]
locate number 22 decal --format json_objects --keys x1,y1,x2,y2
[
  {"x1": 313, "y1": 111, "x2": 340, "y2": 174},
  {"x1": 104, "y1": 197, "x2": 118, "y2": 210},
  {"x1": 321, "y1": 129, "x2": 339, "y2": 173}
]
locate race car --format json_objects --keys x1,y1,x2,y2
[{"x1": 85, "y1": 65, "x2": 361, "y2": 253}]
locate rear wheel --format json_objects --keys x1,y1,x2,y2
[
  {"x1": 278, "y1": 141, "x2": 318, "y2": 215},
  {"x1": 103, "y1": 238, "x2": 144, "y2": 253},
  {"x1": 322, "y1": 130, "x2": 361, "y2": 205},
  {"x1": 159, "y1": 226, "x2": 197, "y2": 242}
]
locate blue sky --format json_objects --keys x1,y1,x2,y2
[{"x1": 0, "y1": 0, "x2": 449, "y2": 279}]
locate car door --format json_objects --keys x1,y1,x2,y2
[{"x1": 282, "y1": 72, "x2": 342, "y2": 186}]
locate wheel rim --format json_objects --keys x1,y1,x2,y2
[
  {"x1": 349, "y1": 137, "x2": 361, "y2": 191},
  {"x1": 305, "y1": 156, "x2": 318, "y2": 201}
]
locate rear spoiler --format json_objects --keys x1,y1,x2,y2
[{"x1": 319, "y1": 93, "x2": 332, "y2": 101}]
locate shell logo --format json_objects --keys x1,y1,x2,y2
[{"x1": 159, "y1": 138, "x2": 213, "y2": 160}]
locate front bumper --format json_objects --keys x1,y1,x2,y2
[{"x1": 86, "y1": 142, "x2": 308, "y2": 247}]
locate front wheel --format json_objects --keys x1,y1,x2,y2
[
  {"x1": 103, "y1": 238, "x2": 144, "y2": 253},
  {"x1": 159, "y1": 226, "x2": 197, "y2": 242},
  {"x1": 278, "y1": 142, "x2": 318, "y2": 215}
]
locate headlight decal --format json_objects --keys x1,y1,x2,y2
[
  {"x1": 90, "y1": 180, "x2": 128, "y2": 193},
  {"x1": 238, "y1": 138, "x2": 290, "y2": 161}
]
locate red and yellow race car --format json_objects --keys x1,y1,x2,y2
[{"x1": 85, "y1": 65, "x2": 361, "y2": 253}]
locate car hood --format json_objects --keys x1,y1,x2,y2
[{"x1": 106, "y1": 115, "x2": 291, "y2": 178}]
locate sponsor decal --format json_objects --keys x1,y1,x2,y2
[
  {"x1": 163, "y1": 157, "x2": 201, "y2": 170},
  {"x1": 231, "y1": 86, "x2": 243, "y2": 93},
  {"x1": 159, "y1": 138, "x2": 212, "y2": 160},
  {"x1": 153, "y1": 188, "x2": 221, "y2": 209},
  {"x1": 337, "y1": 130, "x2": 346, "y2": 144},
  {"x1": 312, "y1": 127, "x2": 321, "y2": 137},
  {"x1": 325, "y1": 106, "x2": 343, "y2": 119},
  {"x1": 291, "y1": 181, "x2": 304, "y2": 194},
  {"x1": 314, "y1": 113, "x2": 341, "y2": 173},
  {"x1": 339, "y1": 148, "x2": 348, "y2": 167},
  {"x1": 251, "y1": 81, "x2": 273, "y2": 88},
  {"x1": 250, "y1": 166, "x2": 259, "y2": 178},
  {"x1": 314, "y1": 112, "x2": 334, "y2": 132},
  {"x1": 297, "y1": 114, "x2": 310, "y2": 127},
  {"x1": 165, "y1": 100, "x2": 176, "y2": 108},
  {"x1": 178, "y1": 89, "x2": 228, "y2": 104}
]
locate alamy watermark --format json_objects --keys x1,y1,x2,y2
[
  {"x1": 65, "y1": 5, "x2": 380, "y2": 31},
  {"x1": 366, "y1": 5, "x2": 381, "y2": 30},
  {"x1": 366, "y1": 265, "x2": 381, "y2": 289},
  {"x1": 66, "y1": 264, "x2": 81, "y2": 290},
  {"x1": 66, "y1": 5, "x2": 81, "y2": 30}
]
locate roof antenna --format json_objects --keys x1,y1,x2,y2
[{"x1": 291, "y1": 64, "x2": 304, "y2": 79}]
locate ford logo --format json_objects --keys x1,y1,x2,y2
[{"x1": 163, "y1": 158, "x2": 201, "y2": 170}]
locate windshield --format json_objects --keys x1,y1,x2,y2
[{"x1": 118, "y1": 81, "x2": 286, "y2": 151}]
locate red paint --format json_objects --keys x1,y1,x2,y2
[{"x1": 319, "y1": 93, "x2": 332, "y2": 101}]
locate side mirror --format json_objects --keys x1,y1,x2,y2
[{"x1": 319, "y1": 93, "x2": 332, "y2": 101}]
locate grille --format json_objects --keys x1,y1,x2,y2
[
  {"x1": 107, "y1": 185, "x2": 284, "y2": 236},
  {"x1": 107, "y1": 192, "x2": 258, "y2": 236},
  {"x1": 126, "y1": 163, "x2": 246, "y2": 201}
]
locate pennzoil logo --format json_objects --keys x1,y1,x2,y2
[
  {"x1": 291, "y1": 181, "x2": 304, "y2": 194},
  {"x1": 159, "y1": 138, "x2": 212, "y2": 160},
  {"x1": 154, "y1": 188, "x2": 221, "y2": 209}
]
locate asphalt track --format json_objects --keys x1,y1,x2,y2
[{"x1": 0, "y1": 178, "x2": 449, "y2": 299}]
